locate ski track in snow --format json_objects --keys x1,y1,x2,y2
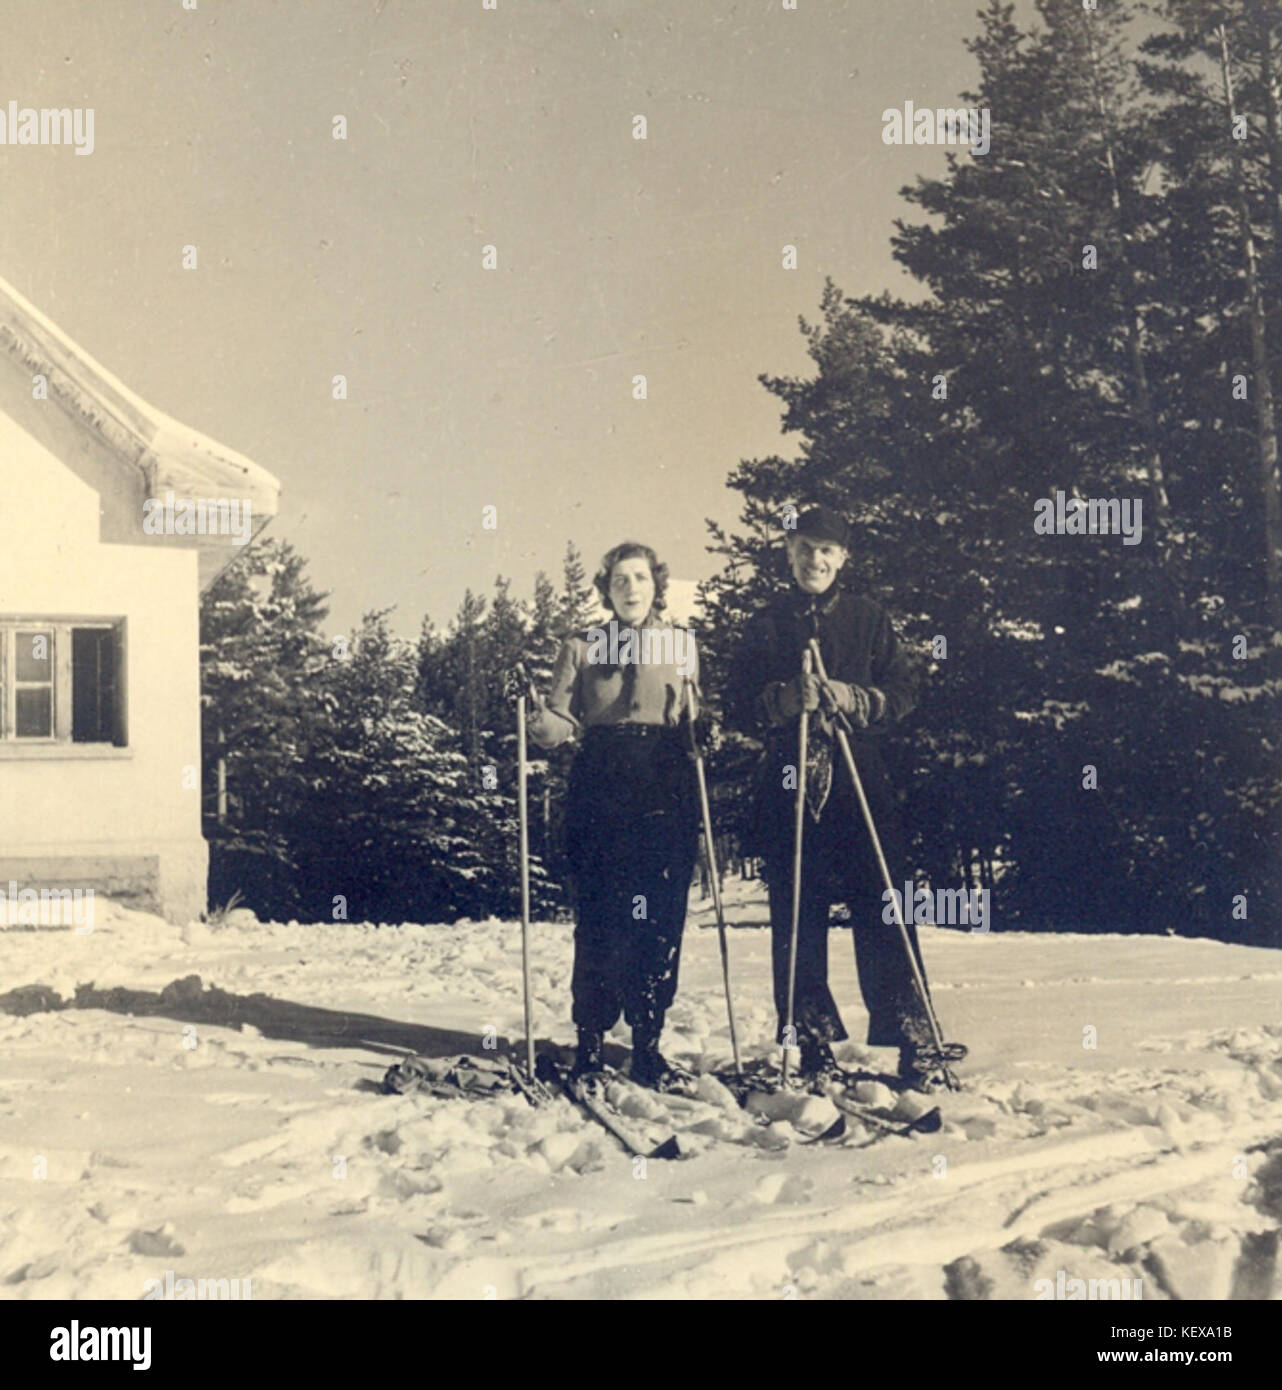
[{"x1": 0, "y1": 883, "x2": 1279, "y2": 1300}]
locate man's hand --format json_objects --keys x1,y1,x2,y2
[
  {"x1": 775, "y1": 673, "x2": 821, "y2": 720},
  {"x1": 821, "y1": 680, "x2": 869, "y2": 728},
  {"x1": 503, "y1": 662, "x2": 539, "y2": 708},
  {"x1": 818, "y1": 681, "x2": 887, "y2": 729}
]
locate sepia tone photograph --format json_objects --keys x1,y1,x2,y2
[{"x1": 0, "y1": 0, "x2": 1279, "y2": 1346}]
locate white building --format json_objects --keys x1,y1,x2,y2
[{"x1": 0, "y1": 275, "x2": 280, "y2": 923}]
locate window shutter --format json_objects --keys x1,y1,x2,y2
[
  {"x1": 112, "y1": 622, "x2": 127, "y2": 746},
  {"x1": 72, "y1": 627, "x2": 116, "y2": 743}
]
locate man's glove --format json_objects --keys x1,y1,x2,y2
[
  {"x1": 819, "y1": 681, "x2": 886, "y2": 729},
  {"x1": 502, "y1": 662, "x2": 540, "y2": 708}
]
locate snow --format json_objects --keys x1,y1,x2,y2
[{"x1": 1, "y1": 882, "x2": 1280, "y2": 1300}]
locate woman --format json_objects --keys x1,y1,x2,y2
[{"x1": 516, "y1": 541, "x2": 700, "y2": 1091}]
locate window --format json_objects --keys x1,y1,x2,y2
[
  {"x1": 13, "y1": 627, "x2": 54, "y2": 737},
  {"x1": 0, "y1": 620, "x2": 126, "y2": 745}
]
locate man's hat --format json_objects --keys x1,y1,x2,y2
[{"x1": 793, "y1": 504, "x2": 851, "y2": 547}]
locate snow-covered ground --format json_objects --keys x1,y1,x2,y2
[{"x1": 2, "y1": 880, "x2": 1280, "y2": 1300}]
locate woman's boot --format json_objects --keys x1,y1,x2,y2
[
  {"x1": 630, "y1": 1024, "x2": 694, "y2": 1093},
  {"x1": 570, "y1": 1028, "x2": 605, "y2": 1080}
]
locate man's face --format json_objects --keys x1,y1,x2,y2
[{"x1": 787, "y1": 533, "x2": 847, "y2": 594}]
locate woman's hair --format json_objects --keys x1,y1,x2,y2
[{"x1": 593, "y1": 541, "x2": 668, "y2": 615}]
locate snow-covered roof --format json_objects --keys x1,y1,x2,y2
[{"x1": 0, "y1": 271, "x2": 281, "y2": 566}]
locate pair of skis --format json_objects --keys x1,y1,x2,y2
[
  {"x1": 529, "y1": 1053, "x2": 940, "y2": 1160},
  {"x1": 384, "y1": 1048, "x2": 684, "y2": 1160},
  {"x1": 383, "y1": 1048, "x2": 942, "y2": 1160},
  {"x1": 721, "y1": 1060, "x2": 944, "y2": 1147},
  {"x1": 532, "y1": 1055, "x2": 683, "y2": 1160}
]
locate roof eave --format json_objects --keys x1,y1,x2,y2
[{"x1": 0, "y1": 272, "x2": 282, "y2": 520}]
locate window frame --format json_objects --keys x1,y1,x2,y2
[
  {"x1": 8, "y1": 624, "x2": 57, "y2": 741},
  {"x1": 0, "y1": 617, "x2": 127, "y2": 748}
]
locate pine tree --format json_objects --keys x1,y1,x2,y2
[
  {"x1": 527, "y1": 570, "x2": 561, "y2": 689},
  {"x1": 701, "y1": 0, "x2": 1281, "y2": 941},
  {"x1": 200, "y1": 540, "x2": 331, "y2": 913},
  {"x1": 298, "y1": 610, "x2": 503, "y2": 922},
  {"x1": 1143, "y1": 0, "x2": 1282, "y2": 631},
  {"x1": 414, "y1": 572, "x2": 568, "y2": 915},
  {"x1": 560, "y1": 541, "x2": 598, "y2": 636}
]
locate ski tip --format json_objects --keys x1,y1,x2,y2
[{"x1": 803, "y1": 1114, "x2": 848, "y2": 1144}]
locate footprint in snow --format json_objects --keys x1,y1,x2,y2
[{"x1": 752, "y1": 1173, "x2": 814, "y2": 1205}]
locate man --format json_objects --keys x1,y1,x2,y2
[{"x1": 726, "y1": 505, "x2": 958, "y2": 1087}]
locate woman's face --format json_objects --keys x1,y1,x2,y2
[{"x1": 609, "y1": 556, "x2": 655, "y2": 624}]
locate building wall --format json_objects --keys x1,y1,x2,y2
[{"x1": 0, "y1": 401, "x2": 208, "y2": 924}]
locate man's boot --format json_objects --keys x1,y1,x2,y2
[{"x1": 897, "y1": 1037, "x2": 968, "y2": 1091}]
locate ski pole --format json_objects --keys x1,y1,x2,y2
[
  {"x1": 806, "y1": 639, "x2": 959, "y2": 1090},
  {"x1": 516, "y1": 691, "x2": 536, "y2": 1082},
  {"x1": 781, "y1": 649, "x2": 812, "y2": 1086},
  {"x1": 683, "y1": 678, "x2": 742, "y2": 1076}
]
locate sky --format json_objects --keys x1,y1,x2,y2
[{"x1": 2, "y1": 0, "x2": 1038, "y2": 637}]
